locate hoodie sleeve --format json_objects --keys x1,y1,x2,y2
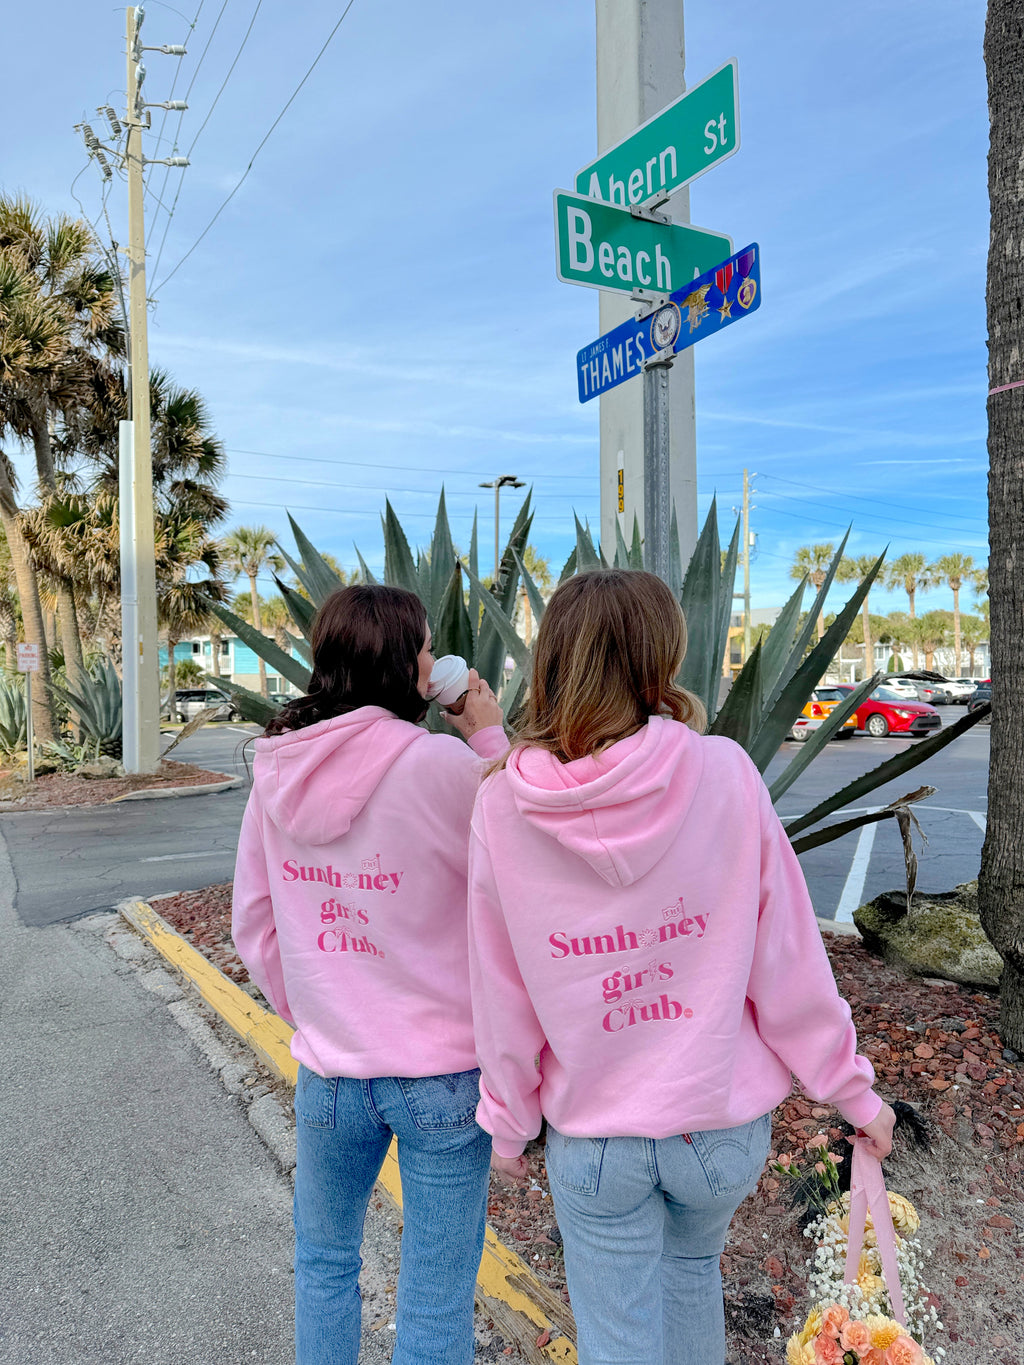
[
  {"x1": 746, "y1": 781, "x2": 881, "y2": 1130},
  {"x1": 467, "y1": 724, "x2": 509, "y2": 762},
  {"x1": 231, "y1": 792, "x2": 295, "y2": 1026},
  {"x1": 467, "y1": 815, "x2": 547, "y2": 1158}
]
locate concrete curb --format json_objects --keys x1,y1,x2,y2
[
  {"x1": 105, "y1": 772, "x2": 242, "y2": 803},
  {"x1": 118, "y1": 897, "x2": 578, "y2": 1364}
]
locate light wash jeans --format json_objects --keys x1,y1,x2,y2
[
  {"x1": 545, "y1": 1114, "x2": 771, "y2": 1365},
  {"x1": 293, "y1": 1065, "x2": 491, "y2": 1365}
]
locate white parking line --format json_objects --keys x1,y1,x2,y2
[
  {"x1": 968, "y1": 811, "x2": 987, "y2": 832},
  {"x1": 141, "y1": 851, "x2": 224, "y2": 863},
  {"x1": 834, "y1": 809, "x2": 880, "y2": 922}
]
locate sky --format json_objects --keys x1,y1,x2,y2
[{"x1": 3, "y1": 0, "x2": 990, "y2": 616}]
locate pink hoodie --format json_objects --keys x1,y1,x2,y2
[
  {"x1": 467, "y1": 716, "x2": 881, "y2": 1158},
  {"x1": 232, "y1": 707, "x2": 507, "y2": 1079}
]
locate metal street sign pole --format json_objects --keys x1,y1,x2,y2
[
  {"x1": 643, "y1": 361, "x2": 672, "y2": 580},
  {"x1": 25, "y1": 673, "x2": 34, "y2": 783}
]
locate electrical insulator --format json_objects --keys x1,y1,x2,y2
[{"x1": 100, "y1": 106, "x2": 123, "y2": 138}]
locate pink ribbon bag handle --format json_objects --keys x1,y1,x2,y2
[{"x1": 842, "y1": 1139, "x2": 906, "y2": 1327}]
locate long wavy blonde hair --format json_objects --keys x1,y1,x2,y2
[{"x1": 503, "y1": 569, "x2": 706, "y2": 765}]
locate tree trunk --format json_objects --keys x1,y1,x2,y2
[
  {"x1": 862, "y1": 596, "x2": 872, "y2": 682},
  {"x1": 522, "y1": 589, "x2": 533, "y2": 647},
  {"x1": 812, "y1": 572, "x2": 826, "y2": 641},
  {"x1": 907, "y1": 585, "x2": 919, "y2": 668},
  {"x1": 951, "y1": 584, "x2": 962, "y2": 676},
  {"x1": 248, "y1": 572, "x2": 268, "y2": 697},
  {"x1": 979, "y1": 0, "x2": 1024, "y2": 1051},
  {"x1": 167, "y1": 634, "x2": 179, "y2": 699},
  {"x1": 0, "y1": 477, "x2": 56, "y2": 743},
  {"x1": 924, "y1": 646, "x2": 934, "y2": 670},
  {"x1": 56, "y1": 581, "x2": 86, "y2": 681},
  {"x1": 209, "y1": 628, "x2": 222, "y2": 678}
]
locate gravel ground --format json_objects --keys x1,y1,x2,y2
[
  {"x1": 0, "y1": 759, "x2": 232, "y2": 809},
  {"x1": 155, "y1": 884, "x2": 1024, "y2": 1363}
]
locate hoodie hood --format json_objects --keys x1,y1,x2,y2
[
  {"x1": 252, "y1": 706, "x2": 424, "y2": 845},
  {"x1": 503, "y1": 715, "x2": 705, "y2": 887}
]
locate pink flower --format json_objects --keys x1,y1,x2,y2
[
  {"x1": 885, "y1": 1337, "x2": 924, "y2": 1365},
  {"x1": 813, "y1": 1335, "x2": 843, "y2": 1365},
  {"x1": 821, "y1": 1306, "x2": 850, "y2": 1338},
  {"x1": 840, "y1": 1319, "x2": 872, "y2": 1353},
  {"x1": 814, "y1": 1161, "x2": 827, "y2": 1175},
  {"x1": 808, "y1": 1133, "x2": 830, "y2": 1149},
  {"x1": 859, "y1": 1351, "x2": 886, "y2": 1365},
  {"x1": 778, "y1": 1153, "x2": 793, "y2": 1167}
]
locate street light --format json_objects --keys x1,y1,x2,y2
[{"x1": 478, "y1": 474, "x2": 525, "y2": 583}]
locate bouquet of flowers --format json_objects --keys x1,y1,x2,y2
[{"x1": 776, "y1": 1140, "x2": 944, "y2": 1365}]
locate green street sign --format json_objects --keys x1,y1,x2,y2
[
  {"x1": 554, "y1": 190, "x2": 732, "y2": 297},
  {"x1": 575, "y1": 59, "x2": 739, "y2": 206}
]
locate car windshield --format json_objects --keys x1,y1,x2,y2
[
  {"x1": 814, "y1": 689, "x2": 844, "y2": 701},
  {"x1": 873, "y1": 687, "x2": 908, "y2": 702}
]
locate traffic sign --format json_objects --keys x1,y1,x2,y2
[
  {"x1": 554, "y1": 190, "x2": 731, "y2": 297},
  {"x1": 576, "y1": 243, "x2": 761, "y2": 403},
  {"x1": 16, "y1": 642, "x2": 40, "y2": 673},
  {"x1": 575, "y1": 60, "x2": 739, "y2": 207}
]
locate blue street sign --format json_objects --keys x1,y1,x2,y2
[{"x1": 576, "y1": 241, "x2": 761, "y2": 403}]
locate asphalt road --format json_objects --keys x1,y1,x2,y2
[{"x1": 3, "y1": 709, "x2": 990, "y2": 928}]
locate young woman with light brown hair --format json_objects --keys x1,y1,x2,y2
[{"x1": 467, "y1": 569, "x2": 894, "y2": 1365}]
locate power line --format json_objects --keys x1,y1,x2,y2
[
  {"x1": 154, "y1": 0, "x2": 360, "y2": 293},
  {"x1": 757, "y1": 503, "x2": 986, "y2": 548},
  {"x1": 144, "y1": 0, "x2": 205, "y2": 196},
  {"x1": 225, "y1": 446, "x2": 595, "y2": 481},
  {"x1": 228, "y1": 497, "x2": 597, "y2": 524},
  {"x1": 759, "y1": 485, "x2": 988, "y2": 537},
  {"x1": 758, "y1": 470, "x2": 988, "y2": 529},
  {"x1": 226, "y1": 469, "x2": 602, "y2": 498},
  {"x1": 148, "y1": 0, "x2": 231, "y2": 261}
]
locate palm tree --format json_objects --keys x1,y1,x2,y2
[
  {"x1": 519, "y1": 545, "x2": 553, "y2": 646},
  {"x1": 789, "y1": 543, "x2": 835, "y2": 641},
  {"x1": 877, "y1": 611, "x2": 911, "y2": 672},
  {"x1": 0, "y1": 196, "x2": 121, "y2": 682},
  {"x1": 907, "y1": 611, "x2": 951, "y2": 672},
  {"x1": 159, "y1": 517, "x2": 225, "y2": 697},
  {"x1": 221, "y1": 526, "x2": 284, "y2": 697},
  {"x1": 884, "y1": 553, "x2": 934, "y2": 669},
  {"x1": 931, "y1": 553, "x2": 975, "y2": 676},
  {"x1": 958, "y1": 614, "x2": 987, "y2": 678},
  {"x1": 837, "y1": 553, "x2": 883, "y2": 680},
  {"x1": 979, "y1": 0, "x2": 1024, "y2": 1048}
]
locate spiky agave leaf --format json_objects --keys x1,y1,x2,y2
[
  {"x1": 381, "y1": 499, "x2": 418, "y2": 593},
  {"x1": 202, "y1": 674, "x2": 280, "y2": 727},
  {"x1": 677, "y1": 500, "x2": 728, "y2": 721},
  {"x1": 201, "y1": 596, "x2": 311, "y2": 692},
  {"x1": 512, "y1": 547, "x2": 547, "y2": 632},
  {"x1": 271, "y1": 573, "x2": 316, "y2": 641},
  {"x1": 286, "y1": 513, "x2": 346, "y2": 605},
  {"x1": 767, "y1": 672, "x2": 882, "y2": 804}
]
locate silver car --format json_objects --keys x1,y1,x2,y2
[{"x1": 164, "y1": 688, "x2": 241, "y2": 723}]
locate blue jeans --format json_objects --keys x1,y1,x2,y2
[
  {"x1": 293, "y1": 1065, "x2": 491, "y2": 1365},
  {"x1": 545, "y1": 1115, "x2": 771, "y2": 1365}
]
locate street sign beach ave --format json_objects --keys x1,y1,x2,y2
[
  {"x1": 576, "y1": 242, "x2": 761, "y2": 403},
  {"x1": 575, "y1": 59, "x2": 739, "y2": 207},
  {"x1": 554, "y1": 190, "x2": 732, "y2": 297}
]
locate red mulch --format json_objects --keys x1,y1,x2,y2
[
  {"x1": 155, "y1": 885, "x2": 1024, "y2": 1363},
  {"x1": 0, "y1": 760, "x2": 233, "y2": 810}
]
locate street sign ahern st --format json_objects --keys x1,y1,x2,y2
[
  {"x1": 554, "y1": 190, "x2": 732, "y2": 297},
  {"x1": 575, "y1": 59, "x2": 739, "y2": 207}
]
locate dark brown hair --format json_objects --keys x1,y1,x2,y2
[
  {"x1": 264, "y1": 584, "x2": 427, "y2": 735},
  {"x1": 504, "y1": 569, "x2": 705, "y2": 763}
]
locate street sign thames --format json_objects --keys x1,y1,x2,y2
[
  {"x1": 576, "y1": 243, "x2": 761, "y2": 403},
  {"x1": 554, "y1": 189, "x2": 732, "y2": 297},
  {"x1": 575, "y1": 59, "x2": 739, "y2": 207}
]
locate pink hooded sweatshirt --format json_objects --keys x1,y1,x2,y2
[
  {"x1": 467, "y1": 715, "x2": 881, "y2": 1158},
  {"x1": 232, "y1": 707, "x2": 507, "y2": 1079}
]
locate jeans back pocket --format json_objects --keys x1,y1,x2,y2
[
  {"x1": 545, "y1": 1128, "x2": 607, "y2": 1196},
  {"x1": 295, "y1": 1066, "x2": 339, "y2": 1130},
  {"x1": 689, "y1": 1113, "x2": 770, "y2": 1197},
  {"x1": 398, "y1": 1069, "x2": 482, "y2": 1131}
]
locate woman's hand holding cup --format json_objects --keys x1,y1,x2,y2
[{"x1": 444, "y1": 668, "x2": 504, "y2": 739}]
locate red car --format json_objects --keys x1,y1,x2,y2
[{"x1": 827, "y1": 684, "x2": 942, "y2": 738}]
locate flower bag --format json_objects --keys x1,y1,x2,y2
[{"x1": 843, "y1": 1140, "x2": 906, "y2": 1327}]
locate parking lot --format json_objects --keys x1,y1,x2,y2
[{"x1": 768, "y1": 704, "x2": 988, "y2": 921}]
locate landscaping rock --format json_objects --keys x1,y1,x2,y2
[
  {"x1": 76, "y1": 757, "x2": 124, "y2": 779},
  {"x1": 853, "y1": 880, "x2": 1003, "y2": 990}
]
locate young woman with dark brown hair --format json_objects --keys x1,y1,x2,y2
[
  {"x1": 467, "y1": 569, "x2": 894, "y2": 1365},
  {"x1": 232, "y1": 584, "x2": 507, "y2": 1365}
]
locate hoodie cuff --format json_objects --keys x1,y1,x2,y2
[
  {"x1": 491, "y1": 1136, "x2": 528, "y2": 1160},
  {"x1": 468, "y1": 725, "x2": 508, "y2": 760},
  {"x1": 838, "y1": 1088, "x2": 884, "y2": 1131}
]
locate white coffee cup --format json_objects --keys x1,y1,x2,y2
[{"x1": 426, "y1": 655, "x2": 472, "y2": 714}]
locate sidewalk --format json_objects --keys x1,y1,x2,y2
[{"x1": 0, "y1": 831, "x2": 406, "y2": 1365}]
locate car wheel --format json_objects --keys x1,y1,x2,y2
[
  {"x1": 865, "y1": 713, "x2": 889, "y2": 737},
  {"x1": 175, "y1": 712, "x2": 187, "y2": 724},
  {"x1": 229, "y1": 710, "x2": 241, "y2": 722},
  {"x1": 789, "y1": 728, "x2": 810, "y2": 743}
]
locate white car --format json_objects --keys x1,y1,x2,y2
[
  {"x1": 879, "y1": 678, "x2": 919, "y2": 700},
  {"x1": 941, "y1": 678, "x2": 979, "y2": 702}
]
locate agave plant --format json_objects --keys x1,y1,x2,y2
[
  {"x1": 0, "y1": 673, "x2": 27, "y2": 755},
  {"x1": 199, "y1": 491, "x2": 989, "y2": 865},
  {"x1": 44, "y1": 658, "x2": 123, "y2": 759}
]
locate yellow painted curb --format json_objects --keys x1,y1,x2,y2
[{"x1": 120, "y1": 898, "x2": 578, "y2": 1363}]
